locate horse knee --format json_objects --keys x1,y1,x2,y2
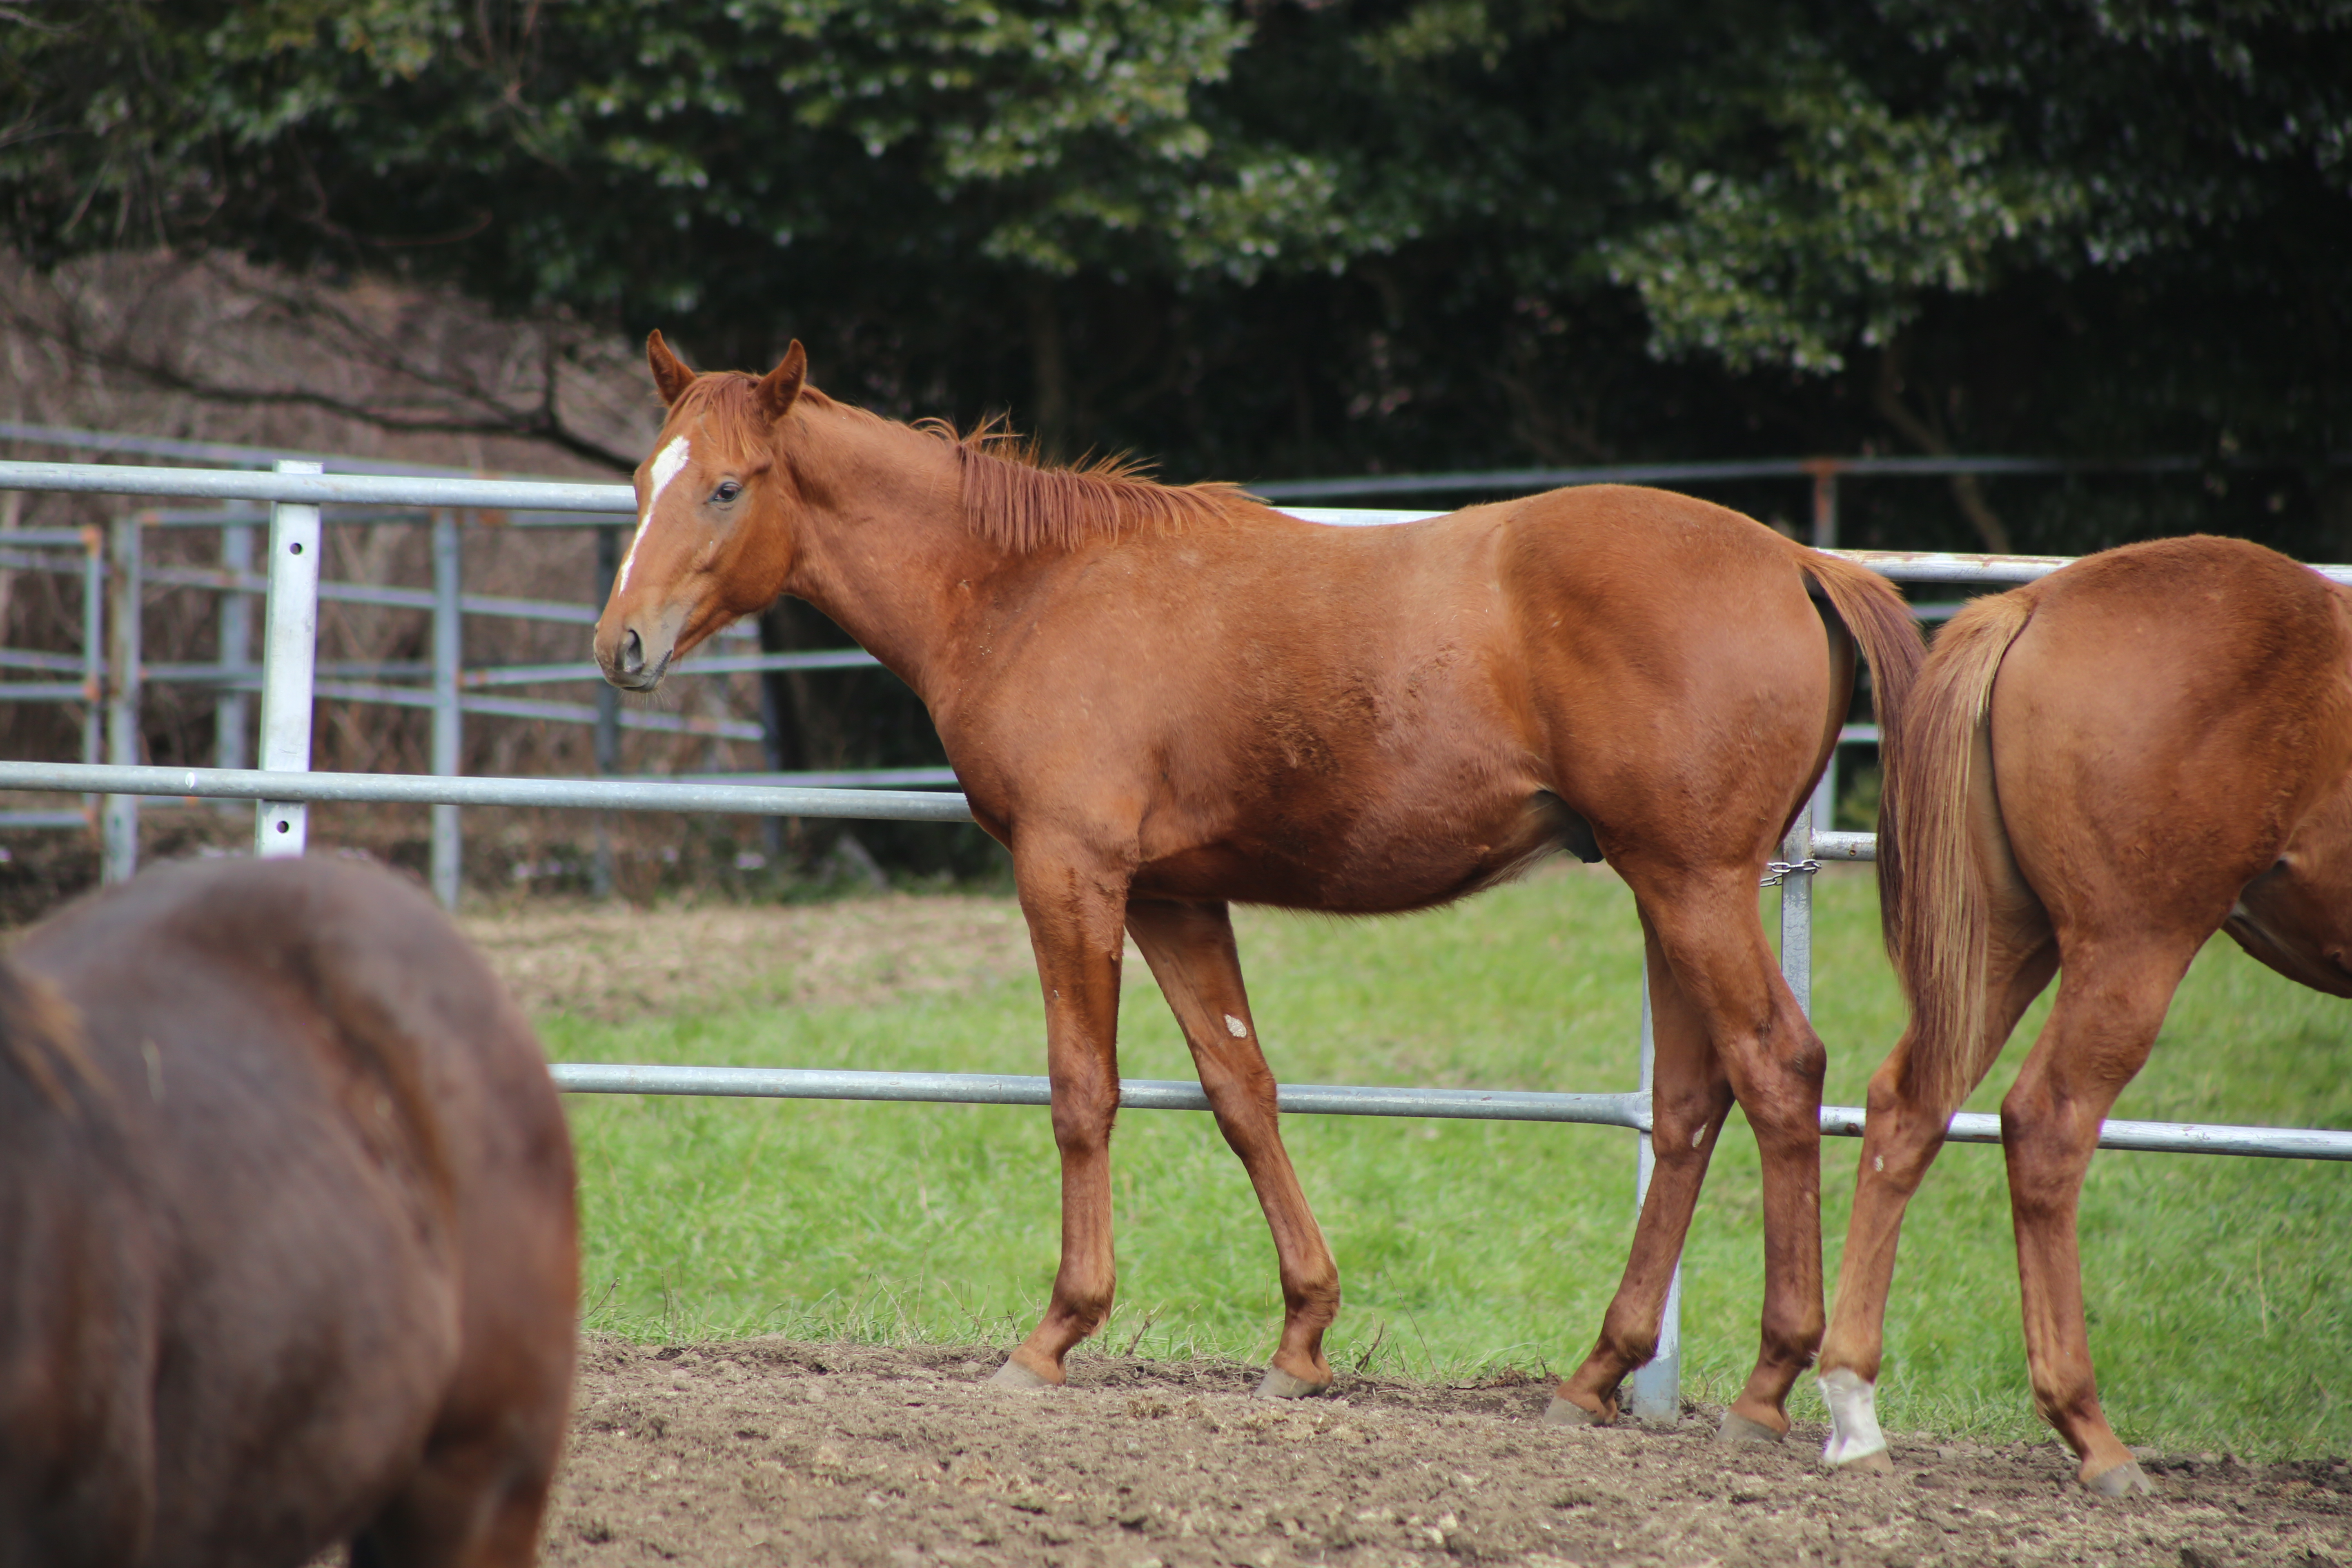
[{"x1": 1048, "y1": 1094, "x2": 1118, "y2": 1158}]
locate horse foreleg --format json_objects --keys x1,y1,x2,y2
[
  {"x1": 1127, "y1": 899, "x2": 1339, "y2": 1398},
  {"x1": 1820, "y1": 934, "x2": 2055, "y2": 1472},
  {"x1": 2000, "y1": 947, "x2": 2184, "y2": 1495},
  {"x1": 994, "y1": 849, "x2": 1132, "y2": 1390},
  {"x1": 1554, "y1": 920, "x2": 1733, "y2": 1425}
]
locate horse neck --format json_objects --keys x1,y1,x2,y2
[{"x1": 775, "y1": 407, "x2": 1003, "y2": 704}]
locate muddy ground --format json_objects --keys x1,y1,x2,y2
[{"x1": 543, "y1": 1337, "x2": 2350, "y2": 1568}]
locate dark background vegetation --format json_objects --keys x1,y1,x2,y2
[{"x1": 2, "y1": 0, "x2": 2348, "y2": 893}]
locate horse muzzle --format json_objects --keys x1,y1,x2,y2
[{"x1": 596, "y1": 624, "x2": 674, "y2": 692}]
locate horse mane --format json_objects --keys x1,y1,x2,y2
[
  {"x1": 917, "y1": 416, "x2": 1254, "y2": 554},
  {"x1": 684, "y1": 370, "x2": 1254, "y2": 551}
]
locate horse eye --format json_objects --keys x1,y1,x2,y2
[{"x1": 713, "y1": 480, "x2": 742, "y2": 504}]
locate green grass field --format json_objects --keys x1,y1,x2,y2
[{"x1": 541, "y1": 864, "x2": 2352, "y2": 1458}]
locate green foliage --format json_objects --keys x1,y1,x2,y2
[
  {"x1": 4, "y1": 0, "x2": 2348, "y2": 535},
  {"x1": 544, "y1": 867, "x2": 2352, "y2": 1457}
]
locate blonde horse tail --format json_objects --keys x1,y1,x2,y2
[
  {"x1": 1887, "y1": 588, "x2": 2036, "y2": 1112},
  {"x1": 1791, "y1": 548, "x2": 1927, "y2": 923}
]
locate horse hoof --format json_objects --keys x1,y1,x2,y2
[
  {"x1": 1255, "y1": 1366, "x2": 1330, "y2": 1400},
  {"x1": 1819, "y1": 1367, "x2": 1891, "y2": 1471},
  {"x1": 1542, "y1": 1395, "x2": 1606, "y2": 1427},
  {"x1": 2082, "y1": 1459, "x2": 2153, "y2": 1497},
  {"x1": 1717, "y1": 1410, "x2": 1785, "y2": 1445},
  {"x1": 986, "y1": 1359, "x2": 1056, "y2": 1392},
  {"x1": 1826, "y1": 1445, "x2": 1895, "y2": 1474}
]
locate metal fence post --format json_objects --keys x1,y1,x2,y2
[
  {"x1": 591, "y1": 524, "x2": 621, "y2": 899},
  {"x1": 430, "y1": 510, "x2": 463, "y2": 909},
  {"x1": 1628, "y1": 974, "x2": 1683, "y2": 1423},
  {"x1": 78, "y1": 524, "x2": 103, "y2": 830},
  {"x1": 216, "y1": 516, "x2": 254, "y2": 771},
  {"x1": 254, "y1": 459, "x2": 323, "y2": 855},
  {"x1": 100, "y1": 514, "x2": 140, "y2": 882},
  {"x1": 1777, "y1": 787, "x2": 1821, "y2": 1017}
]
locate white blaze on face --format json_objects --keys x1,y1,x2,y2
[{"x1": 617, "y1": 435, "x2": 693, "y2": 594}]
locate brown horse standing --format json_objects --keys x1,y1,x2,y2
[
  {"x1": 596, "y1": 334, "x2": 1922, "y2": 1438},
  {"x1": 0, "y1": 858, "x2": 579, "y2": 1566},
  {"x1": 1819, "y1": 535, "x2": 2352, "y2": 1494}
]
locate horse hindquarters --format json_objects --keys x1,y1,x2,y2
[
  {"x1": 10, "y1": 860, "x2": 577, "y2": 1568},
  {"x1": 1820, "y1": 590, "x2": 2055, "y2": 1468},
  {"x1": 1544, "y1": 536, "x2": 1906, "y2": 1438}
]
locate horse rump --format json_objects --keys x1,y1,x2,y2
[{"x1": 0, "y1": 858, "x2": 578, "y2": 1568}]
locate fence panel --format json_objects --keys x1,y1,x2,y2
[{"x1": 4, "y1": 454, "x2": 2348, "y2": 1423}]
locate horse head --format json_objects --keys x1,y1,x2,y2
[{"x1": 594, "y1": 331, "x2": 806, "y2": 690}]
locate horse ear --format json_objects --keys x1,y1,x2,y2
[
  {"x1": 647, "y1": 330, "x2": 697, "y2": 407},
  {"x1": 756, "y1": 341, "x2": 808, "y2": 425}
]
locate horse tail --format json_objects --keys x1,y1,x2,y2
[
  {"x1": 1886, "y1": 587, "x2": 2036, "y2": 1112},
  {"x1": 1790, "y1": 548, "x2": 1926, "y2": 922}
]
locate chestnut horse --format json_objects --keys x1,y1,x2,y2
[
  {"x1": 597, "y1": 333, "x2": 1922, "y2": 1439},
  {"x1": 1819, "y1": 535, "x2": 2352, "y2": 1494},
  {"x1": 0, "y1": 858, "x2": 578, "y2": 1566}
]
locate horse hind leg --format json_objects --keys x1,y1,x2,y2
[
  {"x1": 1126, "y1": 899, "x2": 1339, "y2": 1397},
  {"x1": 1819, "y1": 918, "x2": 2056, "y2": 1473},
  {"x1": 1588, "y1": 867, "x2": 1831, "y2": 1444},
  {"x1": 2000, "y1": 940, "x2": 2194, "y2": 1497},
  {"x1": 1552, "y1": 914, "x2": 1735, "y2": 1426}
]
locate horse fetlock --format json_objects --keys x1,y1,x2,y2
[{"x1": 1819, "y1": 1367, "x2": 1891, "y2": 1470}]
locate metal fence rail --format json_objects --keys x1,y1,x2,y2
[
  {"x1": 4, "y1": 452, "x2": 2347, "y2": 1423},
  {"x1": 548, "y1": 1064, "x2": 2352, "y2": 1161}
]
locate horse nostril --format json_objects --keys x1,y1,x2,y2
[{"x1": 619, "y1": 628, "x2": 644, "y2": 675}]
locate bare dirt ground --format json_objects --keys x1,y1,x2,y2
[
  {"x1": 459, "y1": 893, "x2": 1035, "y2": 1022},
  {"x1": 458, "y1": 892, "x2": 2350, "y2": 1565},
  {"x1": 546, "y1": 1338, "x2": 2350, "y2": 1568}
]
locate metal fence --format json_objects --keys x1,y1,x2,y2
[
  {"x1": 3, "y1": 453, "x2": 2348, "y2": 1422},
  {"x1": 0, "y1": 445, "x2": 953, "y2": 899}
]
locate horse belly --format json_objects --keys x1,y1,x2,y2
[{"x1": 1135, "y1": 784, "x2": 1571, "y2": 913}]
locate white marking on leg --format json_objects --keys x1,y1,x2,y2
[
  {"x1": 1874, "y1": 1155, "x2": 1885, "y2": 1172},
  {"x1": 1820, "y1": 1366, "x2": 1889, "y2": 1468},
  {"x1": 1691, "y1": 1125, "x2": 1706, "y2": 1148},
  {"x1": 616, "y1": 435, "x2": 692, "y2": 593},
  {"x1": 1225, "y1": 1013, "x2": 1248, "y2": 1038}
]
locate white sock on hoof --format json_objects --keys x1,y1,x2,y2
[{"x1": 1819, "y1": 1367, "x2": 1890, "y2": 1468}]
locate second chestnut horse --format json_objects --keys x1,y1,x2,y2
[
  {"x1": 596, "y1": 333, "x2": 1922, "y2": 1439},
  {"x1": 1819, "y1": 535, "x2": 2352, "y2": 1493}
]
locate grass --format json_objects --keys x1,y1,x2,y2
[{"x1": 541, "y1": 863, "x2": 2352, "y2": 1458}]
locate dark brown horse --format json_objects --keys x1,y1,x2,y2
[
  {"x1": 1819, "y1": 534, "x2": 2352, "y2": 1494},
  {"x1": 596, "y1": 333, "x2": 1923, "y2": 1439},
  {"x1": 0, "y1": 857, "x2": 578, "y2": 1566}
]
